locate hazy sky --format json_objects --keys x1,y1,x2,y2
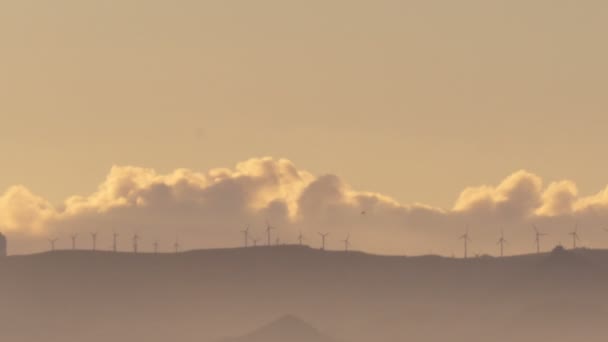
[{"x1": 2, "y1": 0, "x2": 608, "y2": 209}]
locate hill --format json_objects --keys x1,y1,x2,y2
[
  {"x1": 0, "y1": 245, "x2": 607, "y2": 342},
  {"x1": 221, "y1": 314, "x2": 336, "y2": 342}
]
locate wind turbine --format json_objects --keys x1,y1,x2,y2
[
  {"x1": 250, "y1": 236, "x2": 259, "y2": 247},
  {"x1": 70, "y1": 234, "x2": 78, "y2": 250},
  {"x1": 569, "y1": 224, "x2": 581, "y2": 249},
  {"x1": 497, "y1": 230, "x2": 507, "y2": 257},
  {"x1": 48, "y1": 238, "x2": 58, "y2": 251},
  {"x1": 133, "y1": 233, "x2": 140, "y2": 254},
  {"x1": 173, "y1": 236, "x2": 180, "y2": 253},
  {"x1": 297, "y1": 231, "x2": 304, "y2": 246},
  {"x1": 90, "y1": 232, "x2": 98, "y2": 251},
  {"x1": 342, "y1": 234, "x2": 351, "y2": 252},
  {"x1": 112, "y1": 232, "x2": 119, "y2": 252},
  {"x1": 533, "y1": 225, "x2": 547, "y2": 254},
  {"x1": 265, "y1": 221, "x2": 275, "y2": 246},
  {"x1": 318, "y1": 232, "x2": 329, "y2": 251},
  {"x1": 153, "y1": 240, "x2": 159, "y2": 254},
  {"x1": 459, "y1": 230, "x2": 471, "y2": 259},
  {"x1": 241, "y1": 225, "x2": 250, "y2": 247}
]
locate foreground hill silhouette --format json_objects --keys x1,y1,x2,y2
[
  {"x1": 221, "y1": 314, "x2": 336, "y2": 342},
  {"x1": 0, "y1": 245, "x2": 607, "y2": 342}
]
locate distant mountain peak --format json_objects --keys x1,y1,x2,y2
[
  {"x1": 271, "y1": 314, "x2": 310, "y2": 328},
  {"x1": 223, "y1": 314, "x2": 336, "y2": 342}
]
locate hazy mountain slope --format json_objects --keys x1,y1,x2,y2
[
  {"x1": 0, "y1": 246, "x2": 607, "y2": 342},
  {"x1": 222, "y1": 314, "x2": 336, "y2": 342}
]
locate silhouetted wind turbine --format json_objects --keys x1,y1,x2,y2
[
  {"x1": 569, "y1": 224, "x2": 581, "y2": 249},
  {"x1": 497, "y1": 231, "x2": 507, "y2": 257},
  {"x1": 460, "y1": 230, "x2": 471, "y2": 259},
  {"x1": 70, "y1": 234, "x2": 78, "y2": 250},
  {"x1": 90, "y1": 232, "x2": 98, "y2": 251},
  {"x1": 153, "y1": 240, "x2": 159, "y2": 254},
  {"x1": 112, "y1": 232, "x2": 119, "y2": 252},
  {"x1": 133, "y1": 233, "x2": 140, "y2": 254},
  {"x1": 342, "y1": 234, "x2": 351, "y2": 252},
  {"x1": 48, "y1": 238, "x2": 58, "y2": 251},
  {"x1": 318, "y1": 232, "x2": 329, "y2": 250},
  {"x1": 265, "y1": 221, "x2": 275, "y2": 246},
  {"x1": 241, "y1": 225, "x2": 250, "y2": 248},
  {"x1": 533, "y1": 225, "x2": 547, "y2": 254},
  {"x1": 250, "y1": 236, "x2": 259, "y2": 247},
  {"x1": 297, "y1": 231, "x2": 304, "y2": 246},
  {"x1": 173, "y1": 236, "x2": 180, "y2": 253}
]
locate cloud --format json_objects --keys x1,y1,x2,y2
[
  {"x1": 453, "y1": 170, "x2": 543, "y2": 220},
  {"x1": 0, "y1": 186, "x2": 56, "y2": 234},
  {"x1": 3, "y1": 157, "x2": 608, "y2": 255},
  {"x1": 537, "y1": 180, "x2": 579, "y2": 216}
]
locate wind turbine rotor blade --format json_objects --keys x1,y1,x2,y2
[{"x1": 533, "y1": 224, "x2": 539, "y2": 233}]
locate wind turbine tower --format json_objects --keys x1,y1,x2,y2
[
  {"x1": 153, "y1": 240, "x2": 159, "y2": 254},
  {"x1": 241, "y1": 225, "x2": 250, "y2": 247},
  {"x1": 133, "y1": 234, "x2": 140, "y2": 254},
  {"x1": 173, "y1": 236, "x2": 180, "y2": 253},
  {"x1": 70, "y1": 234, "x2": 78, "y2": 250},
  {"x1": 318, "y1": 232, "x2": 329, "y2": 251},
  {"x1": 48, "y1": 238, "x2": 58, "y2": 252},
  {"x1": 533, "y1": 225, "x2": 547, "y2": 254},
  {"x1": 460, "y1": 230, "x2": 471, "y2": 259},
  {"x1": 112, "y1": 232, "x2": 119, "y2": 252},
  {"x1": 569, "y1": 224, "x2": 581, "y2": 249},
  {"x1": 497, "y1": 231, "x2": 507, "y2": 257},
  {"x1": 298, "y1": 232, "x2": 304, "y2": 246},
  {"x1": 91, "y1": 232, "x2": 98, "y2": 251},
  {"x1": 342, "y1": 234, "x2": 351, "y2": 252},
  {"x1": 266, "y1": 222, "x2": 275, "y2": 246}
]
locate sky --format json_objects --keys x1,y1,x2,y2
[{"x1": 1, "y1": 1, "x2": 608, "y2": 255}]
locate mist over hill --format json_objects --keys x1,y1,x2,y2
[{"x1": 0, "y1": 245, "x2": 606, "y2": 342}]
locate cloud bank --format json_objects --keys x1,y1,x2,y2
[{"x1": 3, "y1": 157, "x2": 608, "y2": 256}]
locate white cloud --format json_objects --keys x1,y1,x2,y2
[
  {"x1": 3, "y1": 158, "x2": 608, "y2": 255},
  {"x1": 0, "y1": 186, "x2": 56, "y2": 234}
]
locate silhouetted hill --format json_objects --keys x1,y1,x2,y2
[
  {"x1": 1, "y1": 245, "x2": 608, "y2": 342},
  {"x1": 540, "y1": 245, "x2": 591, "y2": 267},
  {"x1": 222, "y1": 314, "x2": 336, "y2": 342}
]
